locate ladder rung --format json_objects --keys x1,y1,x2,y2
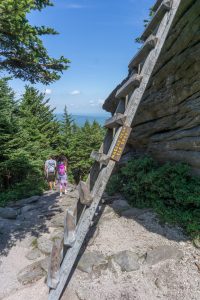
[
  {"x1": 152, "y1": 0, "x2": 163, "y2": 12},
  {"x1": 141, "y1": 0, "x2": 172, "y2": 41},
  {"x1": 128, "y1": 35, "x2": 158, "y2": 70},
  {"x1": 78, "y1": 181, "x2": 93, "y2": 205},
  {"x1": 90, "y1": 150, "x2": 110, "y2": 165},
  {"x1": 116, "y1": 74, "x2": 142, "y2": 99},
  {"x1": 47, "y1": 238, "x2": 63, "y2": 289},
  {"x1": 104, "y1": 113, "x2": 126, "y2": 129},
  {"x1": 64, "y1": 205, "x2": 77, "y2": 247}
]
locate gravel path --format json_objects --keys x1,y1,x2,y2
[{"x1": 0, "y1": 189, "x2": 200, "y2": 300}]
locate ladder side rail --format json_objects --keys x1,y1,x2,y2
[
  {"x1": 48, "y1": 1, "x2": 181, "y2": 299},
  {"x1": 49, "y1": 161, "x2": 115, "y2": 300},
  {"x1": 125, "y1": 0, "x2": 181, "y2": 126}
]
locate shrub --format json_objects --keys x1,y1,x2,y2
[{"x1": 107, "y1": 156, "x2": 200, "y2": 238}]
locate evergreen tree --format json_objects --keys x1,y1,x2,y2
[
  {"x1": 68, "y1": 120, "x2": 105, "y2": 180},
  {"x1": 0, "y1": 84, "x2": 59, "y2": 203},
  {"x1": 0, "y1": 78, "x2": 18, "y2": 190},
  {"x1": 0, "y1": 0, "x2": 69, "y2": 84},
  {"x1": 59, "y1": 105, "x2": 74, "y2": 153}
]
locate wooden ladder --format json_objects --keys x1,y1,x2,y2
[{"x1": 48, "y1": 1, "x2": 181, "y2": 299}]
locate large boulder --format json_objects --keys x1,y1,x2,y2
[
  {"x1": 146, "y1": 245, "x2": 184, "y2": 265},
  {"x1": 112, "y1": 250, "x2": 140, "y2": 272},
  {"x1": 17, "y1": 259, "x2": 46, "y2": 285},
  {"x1": 37, "y1": 236, "x2": 53, "y2": 255},
  {"x1": 77, "y1": 251, "x2": 107, "y2": 274},
  {"x1": 0, "y1": 208, "x2": 17, "y2": 219},
  {"x1": 103, "y1": 0, "x2": 200, "y2": 174}
]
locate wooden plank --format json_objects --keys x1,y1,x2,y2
[
  {"x1": 128, "y1": 35, "x2": 158, "y2": 70},
  {"x1": 78, "y1": 181, "x2": 93, "y2": 205},
  {"x1": 116, "y1": 74, "x2": 142, "y2": 99},
  {"x1": 49, "y1": 160, "x2": 116, "y2": 300},
  {"x1": 110, "y1": 126, "x2": 132, "y2": 162},
  {"x1": 64, "y1": 205, "x2": 77, "y2": 247},
  {"x1": 141, "y1": 0, "x2": 172, "y2": 41},
  {"x1": 104, "y1": 113, "x2": 126, "y2": 129},
  {"x1": 47, "y1": 238, "x2": 63, "y2": 289},
  {"x1": 49, "y1": 120, "x2": 126, "y2": 299},
  {"x1": 152, "y1": 0, "x2": 163, "y2": 12},
  {"x1": 90, "y1": 150, "x2": 110, "y2": 165}
]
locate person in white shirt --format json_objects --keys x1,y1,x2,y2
[{"x1": 44, "y1": 156, "x2": 57, "y2": 191}]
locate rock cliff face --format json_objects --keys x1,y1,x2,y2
[{"x1": 103, "y1": 0, "x2": 200, "y2": 174}]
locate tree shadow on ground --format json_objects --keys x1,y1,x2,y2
[
  {"x1": 0, "y1": 191, "x2": 64, "y2": 256},
  {"x1": 106, "y1": 194, "x2": 189, "y2": 243}
]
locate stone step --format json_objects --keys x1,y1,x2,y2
[
  {"x1": 128, "y1": 35, "x2": 158, "y2": 71},
  {"x1": 104, "y1": 113, "x2": 126, "y2": 129},
  {"x1": 141, "y1": 0, "x2": 172, "y2": 41},
  {"x1": 116, "y1": 74, "x2": 142, "y2": 99}
]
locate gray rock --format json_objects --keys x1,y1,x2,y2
[
  {"x1": 111, "y1": 200, "x2": 130, "y2": 212},
  {"x1": 37, "y1": 236, "x2": 53, "y2": 255},
  {"x1": 50, "y1": 215, "x2": 65, "y2": 228},
  {"x1": 0, "y1": 218, "x2": 19, "y2": 234},
  {"x1": 25, "y1": 249, "x2": 42, "y2": 260},
  {"x1": 0, "y1": 207, "x2": 17, "y2": 219},
  {"x1": 88, "y1": 226, "x2": 99, "y2": 246},
  {"x1": 146, "y1": 245, "x2": 184, "y2": 265},
  {"x1": 120, "y1": 208, "x2": 151, "y2": 218},
  {"x1": 78, "y1": 251, "x2": 107, "y2": 274},
  {"x1": 18, "y1": 210, "x2": 38, "y2": 221},
  {"x1": 50, "y1": 229, "x2": 64, "y2": 241},
  {"x1": 40, "y1": 256, "x2": 50, "y2": 273},
  {"x1": 193, "y1": 238, "x2": 200, "y2": 249},
  {"x1": 112, "y1": 250, "x2": 140, "y2": 272},
  {"x1": 102, "y1": 0, "x2": 200, "y2": 174},
  {"x1": 17, "y1": 260, "x2": 46, "y2": 285},
  {"x1": 20, "y1": 204, "x2": 38, "y2": 214},
  {"x1": 0, "y1": 222, "x2": 4, "y2": 234},
  {"x1": 62, "y1": 289, "x2": 79, "y2": 300},
  {"x1": 10, "y1": 196, "x2": 40, "y2": 208}
]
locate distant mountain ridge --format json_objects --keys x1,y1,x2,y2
[{"x1": 55, "y1": 113, "x2": 110, "y2": 127}]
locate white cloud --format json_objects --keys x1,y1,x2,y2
[
  {"x1": 63, "y1": 3, "x2": 84, "y2": 9},
  {"x1": 98, "y1": 99, "x2": 104, "y2": 105},
  {"x1": 45, "y1": 89, "x2": 52, "y2": 95},
  {"x1": 70, "y1": 90, "x2": 81, "y2": 95},
  {"x1": 89, "y1": 99, "x2": 104, "y2": 106}
]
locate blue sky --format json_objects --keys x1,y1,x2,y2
[{"x1": 10, "y1": 0, "x2": 154, "y2": 114}]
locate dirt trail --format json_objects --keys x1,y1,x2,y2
[{"x1": 0, "y1": 189, "x2": 200, "y2": 300}]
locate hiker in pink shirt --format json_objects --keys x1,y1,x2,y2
[{"x1": 57, "y1": 155, "x2": 68, "y2": 196}]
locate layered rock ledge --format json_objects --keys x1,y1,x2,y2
[{"x1": 103, "y1": 0, "x2": 200, "y2": 173}]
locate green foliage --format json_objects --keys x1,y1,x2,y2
[
  {"x1": 57, "y1": 115, "x2": 105, "y2": 181},
  {"x1": 0, "y1": 0, "x2": 69, "y2": 84},
  {"x1": 0, "y1": 79, "x2": 105, "y2": 204},
  {"x1": 0, "y1": 79, "x2": 57, "y2": 204},
  {"x1": 107, "y1": 156, "x2": 200, "y2": 238}
]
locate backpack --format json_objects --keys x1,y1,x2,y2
[
  {"x1": 58, "y1": 163, "x2": 65, "y2": 176},
  {"x1": 47, "y1": 160, "x2": 56, "y2": 174}
]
